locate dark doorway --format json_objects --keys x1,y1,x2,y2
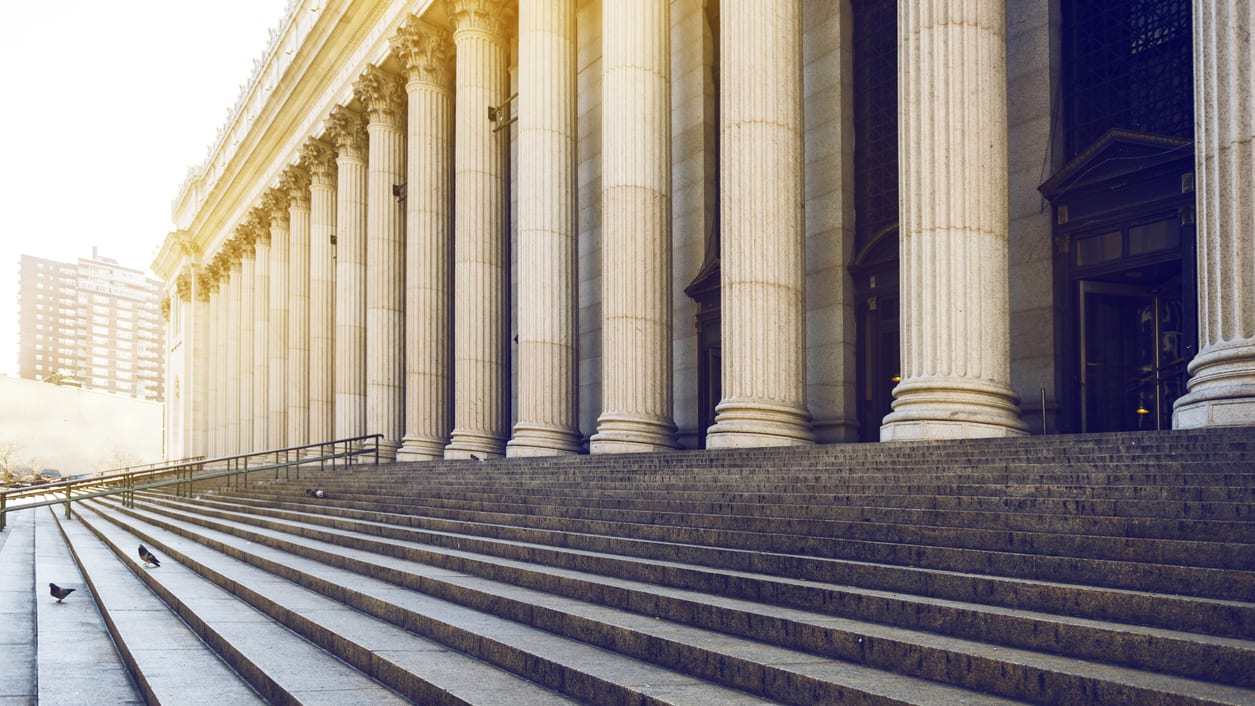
[
  {"x1": 851, "y1": 232, "x2": 899, "y2": 441},
  {"x1": 1079, "y1": 279, "x2": 1187, "y2": 432}
]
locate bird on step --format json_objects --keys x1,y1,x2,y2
[
  {"x1": 305, "y1": 488, "x2": 326, "y2": 499},
  {"x1": 138, "y1": 545, "x2": 161, "y2": 567},
  {"x1": 470, "y1": 454, "x2": 484, "y2": 462},
  {"x1": 49, "y1": 583, "x2": 75, "y2": 603}
]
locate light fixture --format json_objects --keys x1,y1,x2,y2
[{"x1": 890, "y1": 375, "x2": 901, "y2": 383}]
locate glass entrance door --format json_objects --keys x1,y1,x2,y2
[{"x1": 1079, "y1": 281, "x2": 1187, "y2": 432}]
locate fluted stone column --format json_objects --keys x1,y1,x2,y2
[
  {"x1": 226, "y1": 244, "x2": 243, "y2": 454},
  {"x1": 211, "y1": 257, "x2": 229, "y2": 456},
  {"x1": 392, "y1": 17, "x2": 455, "y2": 461},
  {"x1": 303, "y1": 140, "x2": 337, "y2": 445},
  {"x1": 238, "y1": 227, "x2": 257, "y2": 452},
  {"x1": 506, "y1": 0, "x2": 582, "y2": 457},
  {"x1": 706, "y1": 0, "x2": 814, "y2": 449},
  {"x1": 190, "y1": 269, "x2": 210, "y2": 458},
  {"x1": 202, "y1": 268, "x2": 218, "y2": 457},
  {"x1": 881, "y1": 0, "x2": 1026, "y2": 441},
  {"x1": 327, "y1": 107, "x2": 369, "y2": 442},
  {"x1": 251, "y1": 213, "x2": 271, "y2": 450},
  {"x1": 591, "y1": 0, "x2": 678, "y2": 453},
  {"x1": 355, "y1": 66, "x2": 407, "y2": 461},
  {"x1": 284, "y1": 166, "x2": 313, "y2": 449},
  {"x1": 206, "y1": 264, "x2": 224, "y2": 457},
  {"x1": 265, "y1": 191, "x2": 290, "y2": 450},
  {"x1": 445, "y1": 0, "x2": 513, "y2": 459},
  {"x1": 1174, "y1": 0, "x2": 1255, "y2": 428}
]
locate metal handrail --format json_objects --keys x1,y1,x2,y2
[{"x1": 0, "y1": 434, "x2": 383, "y2": 531}]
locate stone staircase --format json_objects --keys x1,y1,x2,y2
[{"x1": 4, "y1": 427, "x2": 1255, "y2": 705}]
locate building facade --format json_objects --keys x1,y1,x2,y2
[
  {"x1": 19, "y1": 249, "x2": 165, "y2": 402},
  {"x1": 154, "y1": 0, "x2": 1255, "y2": 462}
]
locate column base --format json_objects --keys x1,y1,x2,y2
[
  {"x1": 880, "y1": 377, "x2": 1027, "y2": 441},
  {"x1": 374, "y1": 439, "x2": 399, "y2": 462},
  {"x1": 1172, "y1": 341, "x2": 1255, "y2": 428},
  {"x1": 705, "y1": 399, "x2": 814, "y2": 449},
  {"x1": 397, "y1": 435, "x2": 448, "y2": 462},
  {"x1": 506, "y1": 423, "x2": 583, "y2": 457},
  {"x1": 589, "y1": 413, "x2": 677, "y2": 454},
  {"x1": 444, "y1": 429, "x2": 506, "y2": 460}
]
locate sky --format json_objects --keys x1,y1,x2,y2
[{"x1": 0, "y1": 0, "x2": 291, "y2": 377}]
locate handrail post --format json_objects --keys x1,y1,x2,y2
[
  {"x1": 64, "y1": 484, "x2": 72, "y2": 520},
  {"x1": 1, "y1": 493, "x2": 7, "y2": 531}
]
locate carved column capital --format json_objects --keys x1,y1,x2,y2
[
  {"x1": 281, "y1": 164, "x2": 312, "y2": 208},
  {"x1": 300, "y1": 138, "x2": 337, "y2": 185},
  {"x1": 176, "y1": 272, "x2": 192, "y2": 302},
  {"x1": 353, "y1": 65, "x2": 407, "y2": 128},
  {"x1": 446, "y1": 0, "x2": 515, "y2": 38},
  {"x1": 246, "y1": 209, "x2": 271, "y2": 246},
  {"x1": 161, "y1": 297, "x2": 171, "y2": 321},
  {"x1": 197, "y1": 269, "x2": 215, "y2": 300},
  {"x1": 391, "y1": 16, "x2": 455, "y2": 89},
  {"x1": 326, "y1": 105, "x2": 368, "y2": 159},
  {"x1": 263, "y1": 189, "x2": 291, "y2": 224}
]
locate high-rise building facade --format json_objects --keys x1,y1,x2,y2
[
  {"x1": 18, "y1": 249, "x2": 165, "y2": 402},
  {"x1": 154, "y1": 0, "x2": 1255, "y2": 462}
]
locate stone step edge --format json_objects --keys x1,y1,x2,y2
[
  {"x1": 83, "y1": 498, "x2": 936, "y2": 706},
  {"x1": 148, "y1": 490, "x2": 1255, "y2": 639},
  {"x1": 111, "y1": 495, "x2": 1255, "y2": 698}
]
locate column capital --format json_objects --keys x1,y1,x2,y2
[
  {"x1": 353, "y1": 65, "x2": 407, "y2": 128},
  {"x1": 263, "y1": 188, "x2": 291, "y2": 224},
  {"x1": 300, "y1": 138, "x2": 337, "y2": 186},
  {"x1": 326, "y1": 105, "x2": 368, "y2": 159},
  {"x1": 197, "y1": 268, "x2": 216, "y2": 300},
  {"x1": 245, "y1": 208, "x2": 271, "y2": 246},
  {"x1": 446, "y1": 0, "x2": 514, "y2": 39},
  {"x1": 176, "y1": 272, "x2": 193, "y2": 302},
  {"x1": 281, "y1": 165, "x2": 311, "y2": 208},
  {"x1": 391, "y1": 16, "x2": 455, "y2": 89}
]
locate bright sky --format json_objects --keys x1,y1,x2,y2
[{"x1": 0, "y1": 0, "x2": 291, "y2": 377}]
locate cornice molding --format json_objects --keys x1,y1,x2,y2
[
  {"x1": 392, "y1": 16, "x2": 455, "y2": 90},
  {"x1": 353, "y1": 65, "x2": 407, "y2": 128}
]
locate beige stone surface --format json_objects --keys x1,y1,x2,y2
[
  {"x1": 392, "y1": 16, "x2": 455, "y2": 462},
  {"x1": 303, "y1": 140, "x2": 337, "y2": 448},
  {"x1": 328, "y1": 106, "x2": 368, "y2": 441},
  {"x1": 590, "y1": 0, "x2": 678, "y2": 454},
  {"x1": 265, "y1": 190, "x2": 290, "y2": 451},
  {"x1": 356, "y1": 66, "x2": 407, "y2": 461},
  {"x1": 881, "y1": 0, "x2": 1026, "y2": 441},
  {"x1": 283, "y1": 167, "x2": 312, "y2": 448},
  {"x1": 706, "y1": 0, "x2": 814, "y2": 449},
  {"x1": 1174, "y1": 0, "x2": 1255, "y2": 428},
  {"x1": 508, "y1": 0, "x2": 583, "y2": 457},
  {"x1": 445, "y1": 0, "x2": 513, "y2": 460}
]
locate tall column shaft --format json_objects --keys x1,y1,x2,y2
[
  {"x1": 507, "y1": 0, "x2": 582, "y2": 457},
  {"x1": 239, "y1": 239, "x2": 256, "y2": 452},
  {"x1": 707, "y1": 0, "x2": 814, "y2": 449},
  {"x1": 285, "y1": 168, "x2": 312, "y2": 448},
  {"x1": 356, "y1": 67, "x2": 408, "y2": 461},
  {"x1": 226, "y1": 256, "x2": 243, "y2": 454},
  {"x1": 266, "y1": 195, "x2": 290, "y2": 450},
  {"x1": 213, "y1": 267, "x2": 229, "y2": 456},
  {"x1": 253, "y1": 225, "x2": 271, "y2": 450},
  {"x1": 204, "y1": 276, "x2": 219, "y2": 458},
  {"x1": 190, "y1": 272, "x2": 209, "y2": 458},
  {"x1": 393, "y1": 18, "x2": 454, "y2": 461},
  {"x1": 1174, "y1": 0, "x2": 1255, "y2": 427},
  {"x1": 304, "y1": 140, "x2": 337, "y2": 444},
  {"x1": 590, "y1": 0, "x2": 677, "y2": 453},
  {"x1": 881, "y1": 0, "x2": 1026, "y2": 440},
  {"x1": 329, "y1": 107, "x2": 369, "y2": 441},
  {"x1": 445, "y1": 0, "x2": 513, "y2": 459}
]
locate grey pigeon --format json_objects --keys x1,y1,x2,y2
[
  {"x1": 305, "y1": 488, "x2": 326, "y2": 499},
  {"x1": 49, "y1": 583, "x2": 75, "y2": 603},
  {"x1": 470, "y1": 454, "x2": 484, "y2": 462},
  {"x1": 138, "y1": 545, "x2": 161, "y2": 567}
]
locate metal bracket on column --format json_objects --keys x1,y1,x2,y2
[{"x1": 488, "y1": 93, "x2": 518, "y2": 133}]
